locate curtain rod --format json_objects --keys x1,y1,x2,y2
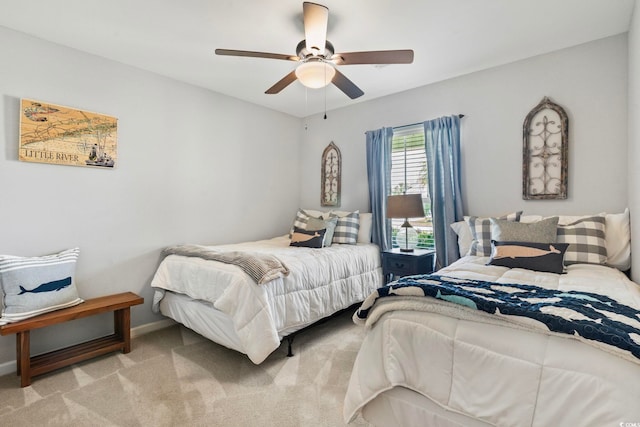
[{"x1": 392, "y1": 114, "x2": 465, "y2": 131}]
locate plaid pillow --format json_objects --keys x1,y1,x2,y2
[
  {"x1": 467, "y1": 211, "x2": 522, "y2": 256},
  {"x1": 557, "y1": 215, "x2": 607, "y2": 265},
  {"x1": 289, "y1": 209, "x2": 323, "y2": 237},
  {"x1": 330, "y1": 211, "x2": 360, "y2": 244}
]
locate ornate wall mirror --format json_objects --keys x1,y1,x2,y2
[
  {"x1": 522, "y1": 97, "x2": 568, "y2": 200},
  {"x1": 321, "y1": 142, "x2": 341, "y2": 207}
]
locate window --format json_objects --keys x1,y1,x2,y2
[{"x1": 390, "y1": 125, "x2": 434, "y2": 249}]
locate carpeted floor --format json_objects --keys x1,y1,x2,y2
[{"x1": 0, "y1": 310, "x2": 372, "y2": 426}]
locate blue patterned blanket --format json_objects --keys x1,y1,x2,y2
[{"x1": 356, "y1": 274, "x2": 640, "y2": 361}]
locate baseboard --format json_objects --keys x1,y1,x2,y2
[
  {"x1": 131, "y1": 318, "x2": 175, "y2": 338},
  {"x1": 0, "y1": 318, "x2": 176, "y2": 377},
  {"x1": 0, "y1": 360, "x2": 14, "y2": 377}
]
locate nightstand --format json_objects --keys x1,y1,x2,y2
[{"x1": 382, "y1": 248, "x2": 435, "y2": 283}]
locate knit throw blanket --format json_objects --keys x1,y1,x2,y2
[{"x1": 162, "y1": 244, "x2": 290, "y2": 285}]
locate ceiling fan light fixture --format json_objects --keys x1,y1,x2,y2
[{"x1": 295, "y1": 61, "x2": 335, "y2": 89}]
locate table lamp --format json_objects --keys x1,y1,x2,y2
[{"x1": 387, "y1": 194, "x2": 425, "y2": 252}]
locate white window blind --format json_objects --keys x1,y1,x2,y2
[{"x1": 391, "y1": 125, "x2": 434, "y2": 249}]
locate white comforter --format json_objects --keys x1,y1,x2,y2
[
  {"x1": 151, "y1": 235, "x2": 382, "y2": 364},
  {"x1": 344, "y1": 256, "x2": 640, "y2": 426}
]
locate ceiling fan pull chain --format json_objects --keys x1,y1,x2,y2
[{"x1": 324, "y1": 64, "x2": 328, "y2": 120}]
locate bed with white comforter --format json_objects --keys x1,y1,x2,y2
[
  {"x1": 344, "y1": 256, "x2": 640, "y2": 427},
  {"x1": 151, "y1": 235, "x2": 382, "y2": 364}
]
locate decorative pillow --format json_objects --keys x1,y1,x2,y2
[
  {"x1": 490, "y1": 216, "x2": 559, "y2": 243},
  {"x1": 556, "y1": 215, "x2": 607, "y2": 265},
  {"x1": 305, "y1": 217, "x2": 338, "y2": 247},
  {"x1": 605, "y1": 209, "x2": 630, "y2": 271},
  {"x1": 329, "y1": 210, "x2": 371, "y2": 243},
  {"x1": 357, "y1": 212, "x2": 373, "y2": 243},
  {"x1": 329, "y1": 210, "x2": 360, "y2": 244},
  {"x1": 290, "y1": 227, "x2": 326, "y2": 248},
  {"x1": 467, "y1": 211, "x2": 522, "y2": 257},
  {"x1": 488, "y1": 241, "x2": 569, "y2": 274},
  {"x1": 0, "y1": 248, "x2": 83, "y2": 325}
]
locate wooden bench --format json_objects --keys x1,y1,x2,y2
[{"x1": 0, "y1": 292, "x2": 143, "y2": 387}]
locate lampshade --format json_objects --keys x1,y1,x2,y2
[
  {"x1": 295, "y1": 60, "x2": 335, "y2": 89},
  {"x1": 387, "y1": 194, "x2": 425, "y2": 219}
]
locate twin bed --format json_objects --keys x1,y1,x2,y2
[
  {"x1": 344, "y1": 210, "x2": 640, "y2": 426},
  {"x1": 150, "y1": 211, "x2": 383, "y2": 364}
]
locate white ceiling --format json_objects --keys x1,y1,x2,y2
[{"x1": 0, "y1": 0, "x2": 635, "y2": 117}]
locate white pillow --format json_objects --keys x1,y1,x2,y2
[
  {"x1": 304, "y1": 209, "x2": 330, "y2": 219},
  {"x1": 520, "y1": 215, "x2": 543, "y2": 223},
  {"x1": 357, "y1": 213, "x2": 372, "y2": 243},
  {"x1": 604, "y1": 209, "x2": 630, "y2": 271},
  {"x1": 0, "y1": 248, "x2": 83, "y2": 324},
  {"x1": 450, "y1": 220, "x2": 472, "y2": 257}
]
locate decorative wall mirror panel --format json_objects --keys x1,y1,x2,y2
[
  {"x1": 321, "y1": 142, "x2": 341, "y2": 207},
  {"x1": 522, "y1": 96, "x2": 568, "y2": 200}
]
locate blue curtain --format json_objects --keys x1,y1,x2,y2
[
  {"x1": 366, "y1": 127, "x2": 393, "y2": 251},
  {"x1": 424, "y1": 116, "x2": 464, "y2": 268}
]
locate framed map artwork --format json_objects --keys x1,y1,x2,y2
[{"x1": 19, "y1": 99, "x2": 118, "y2": 169}]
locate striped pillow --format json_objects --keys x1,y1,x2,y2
[
  {"x1": 467, "y1": 211, "x2": 522, "y2": 256},
  {"x1": 0, "y1": 248, "x2": 83, "y2": 325},
  {"x1": 330, "y1": 210, "x2": 360, "y2": 244},
  {"x1": 557, "y1": 216, "x2": 607, "y2": 265}
]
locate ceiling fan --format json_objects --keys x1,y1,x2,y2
[{"x1": 215, "y1": 2, "x2": 414, "y2": 99}]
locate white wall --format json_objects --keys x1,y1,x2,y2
[
  {"x1": 0, "y1": 27, "x2": 302, "y2": 364},
  {"x1": 629, "y1": 0, "x2": 640, "y2": 282},
  {"x1": 301, "y1": 35, "x2": 628, "y2": 219}
]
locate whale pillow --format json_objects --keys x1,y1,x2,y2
[
  {"x1": 0, "y1": 248, "x2": 83, "y2": 325},
  {"x1": 290, "y1": 227, "x2": 326, "y2": 248},
  {"x1": 487, "y1": 241, "x2": 569, "y2": 274}
]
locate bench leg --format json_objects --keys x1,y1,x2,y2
[
  {"x1": 17, "y1": 331, "x2": 31, "y2": 387},
  {"x1": 16, "y1": 334, "x2": 21, "y2": 376},
  {"x1": 114, "y1": 308, "x2": 132, "y2": 353}
]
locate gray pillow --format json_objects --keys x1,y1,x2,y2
[
  {"x1": 0, "y1": 248, "x2": 83, "y2": 324},
  {"x1": 306, "y1": 217, "x2": 338, "y2": 247},
  {"x1": 491, "y1": 216, "x2": 559, "y2": 243}
]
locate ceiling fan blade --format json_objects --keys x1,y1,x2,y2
[
  {"x1": 265, "y1": 71, "x2": 298, "y2": 94},
  {"x1": 332, "y1": 69, "x2": 364, "y2": 99},
  {"x1": 215, "y1": 49, "x2": 298, "y2": 62},
  {"x1": 303, "y1": 2, "x2": 328, "y2": 55},
  {"x1": 332, "y1": 50, "x2": 414, "y2": 65}
]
